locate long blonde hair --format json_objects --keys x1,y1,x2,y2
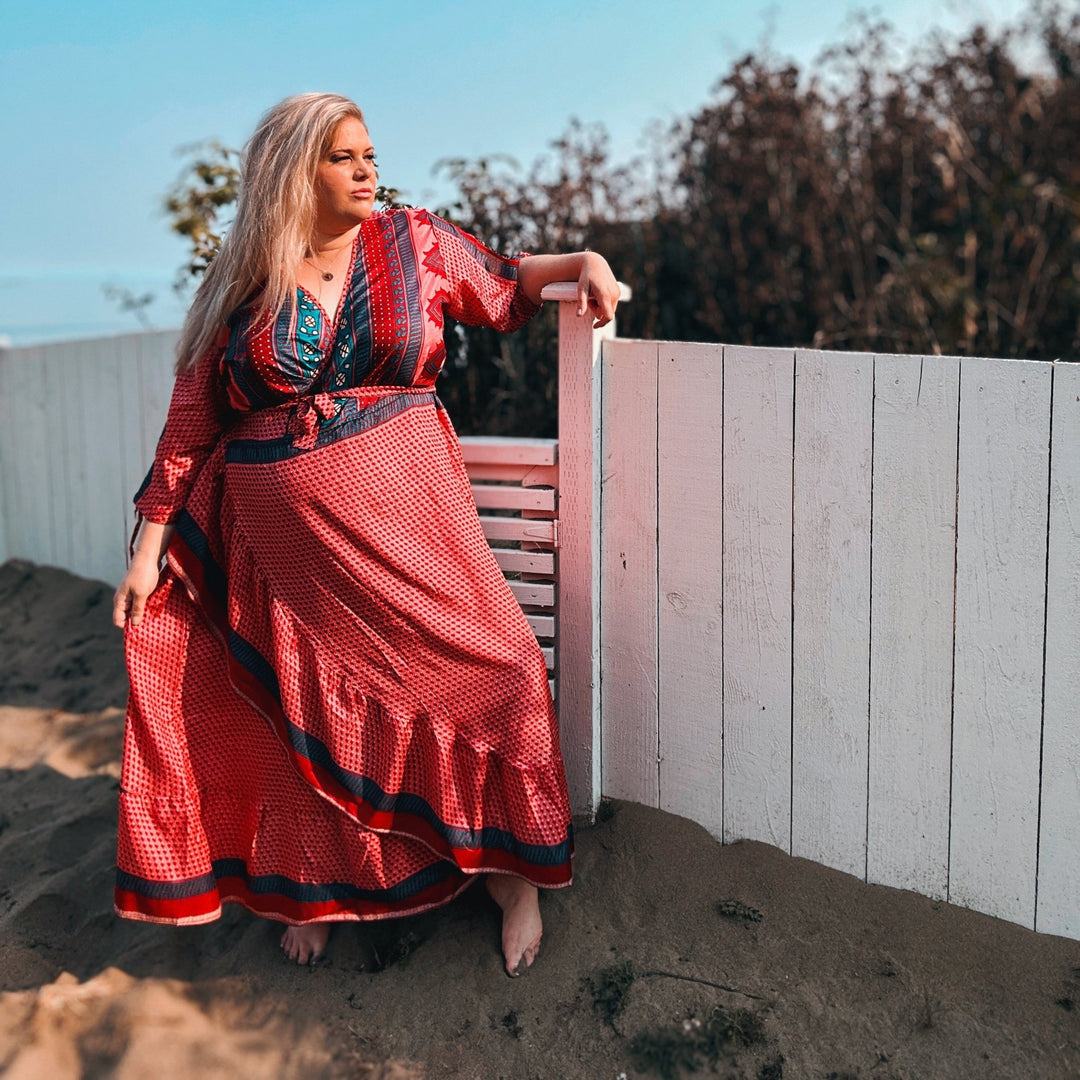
[{"x1": 175, "y1": 92, "x2": 366, "y2": 373}]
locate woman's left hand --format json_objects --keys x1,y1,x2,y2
[{"x1": 576, "y1": 251, "x2": 621, "y2": 329}]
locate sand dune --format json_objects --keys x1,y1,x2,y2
[{"x1": 1, "y1": 558, "x2": 1078, "y2": 1079}]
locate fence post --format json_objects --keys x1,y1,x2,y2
[{"x1": 543, "y1": 281, "x2": 629, "y2": 820}]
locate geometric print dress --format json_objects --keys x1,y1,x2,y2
[{"x1": 115, "y1": 209, "x2": 574, "y2": 925}]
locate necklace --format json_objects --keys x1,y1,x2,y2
[{"x1": 305, "y1": 242, "x2": 352, "y2": 282}]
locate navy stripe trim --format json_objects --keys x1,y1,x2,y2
[
  {"x1": 225, "y1": 623, "x2": 573, "y2": 868},
  {"x1": 117, "y1": 859, "x2": 460, "y2": 903},
  {"x1": 390, "y1": 210, "x2": 426, "y2": 385},
  {"x1": 116, "y1": 867, "x2": 216, "y2": 900},
  {"x1": 174, "y1": 509, "x2": 227, "y2": 611}
]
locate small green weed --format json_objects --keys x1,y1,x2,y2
[
  {"x1": 716, "y1": 898, "x2": 763, "y2": 923},
  {"x1": 628, "y1": 1005, "x2": 767, "y2": 1079},
  {"x1": 584, "y1": 959, "x2": 637, "y2": 1026}
]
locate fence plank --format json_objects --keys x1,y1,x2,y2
[
  {"x1": 867, "y1": 355, "x2": 959, "y2": 899},
  {"x1": 115, "y1": 334, "x2": 145, "y2": 571},
  {"x1": 600, "y1": 338, "x2": 659, "y2": 806},
  {"x1": 78, "y1": 338, "x2": 129, "y2": 585},
  {"x1": 553, "y1": 302, "x2": 610, "y2": 817},
  {"x1": 950, "y1": 357, "x2": 1051, "y2": 927},
  {"x1": 470, "y1": 484, "x2": 556, "y2": 512},
  {"x1": 458, "y1": 436, "x2": 557, "y2": 466},
  {"x1": 137, "y1": 332, "x2": 178, "y2": 473},
  {"x1": 0, "y1": 347, "x2": 49, "y2": 564},
  {"x1": 792, "y1": 349, "x2": 874, "y2": 877},
  {"x1": 722, "y1": 346, "x2": 795, "y2": 849},
  {"x1": 1037, "y1": 361, "x2": 1080, "y2": 938},
  {"x1": 657, "y1": 342, "x2": 724, "y2": 836}
]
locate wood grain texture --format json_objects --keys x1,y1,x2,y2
[
  {"x1": 950, "y1": 357, "x2": 1051, "y2": 928},
  {"x1": 79, "y1": 337, "x2": 129, "y2": 585},
  {"x1": 555, "y1": 304, "x2": 611, "y2": 816},
  {"x1": 116, "y1": 333, "x2": 146, "y2": 566},
  {"x1": 657, "y1": 342, "x2": 724, "y2": 836},
  {"x1": 469, "y1": 484, "x2": 556, "y2": 512},
  {"x1": 25, "y1": 345, "x2": 59, "y2": 568},
  {"x1": 458, "y1": 436, "x2": 558, "y2": 466},
  {"x1": 478, "y1": 516, "x2": 556, "y2": 544},
  {"x1": 867, "y1": 355, "x2": 959, "y2": 899},
  {"x1": 1037, "y1": 361, "x2": 1080, "y2": 938},
  {"x1": 791, "y1": 350, "x2": 874, "y2": 877},
  {"x1": 600, "y1": 338, "x2": 659, "y2": 806},
  {"x1": 722, "y1": 346, "x2": 795, "y2": 849}
]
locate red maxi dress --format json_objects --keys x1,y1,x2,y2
[{"x1": 116, "y1": 208, "x2": 574, "y2": 926}]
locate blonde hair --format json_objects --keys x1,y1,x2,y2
[{"x1": 176, "y1": 92, "x2": 366, "y2": 373}]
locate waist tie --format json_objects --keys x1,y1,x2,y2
[{"x1": 225, "y1": 387, "x2": 441, "y2": 465}]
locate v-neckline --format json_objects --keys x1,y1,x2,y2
[{"x1": 297, "y1": 231, "x2": 361, "y2": 332}]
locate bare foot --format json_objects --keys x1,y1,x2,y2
[
  {"x1": 280, "y1": 922, "x2": 331, "y2": 965},
  {"x1": 485, "y1": 874, "x2": 542, "y2": 977}
]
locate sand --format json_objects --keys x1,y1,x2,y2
[{"x1": 1, "y1": 557, "x2": 1078, "y2": 1080}]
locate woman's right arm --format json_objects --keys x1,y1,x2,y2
[
  {"x1": 112, "y1": 347, "x2": 227, "y2": 630},
  {"x1": 113, "y1": 520, "x2": 175, "y2": 628}
]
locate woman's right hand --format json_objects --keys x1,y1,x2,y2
[{"x1": 113, "y1": 551, "x2": 164, "y2": 629}]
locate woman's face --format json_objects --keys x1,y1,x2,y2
[{"x1": 314, "y1": 117, "x2": 378, "y2": 232}]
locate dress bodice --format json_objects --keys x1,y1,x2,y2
[{"x1": 220, "y1": 208, "x2": 538, "y2": 413}]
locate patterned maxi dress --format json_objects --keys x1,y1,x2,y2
[{"x1": 116, "y1": 208, "x2": 574, "y2": 925}]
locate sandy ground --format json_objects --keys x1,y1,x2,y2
[{"x1": 1, "y1": 557, "x2": 1078, "y2": 1080}]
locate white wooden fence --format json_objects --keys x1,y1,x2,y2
[
  {"x1": 592, "y1": 340, "x2": 1079, "y2": 942},
  {"x1": 1, "y1": 307, "x2": 1077, "y2": 941}
]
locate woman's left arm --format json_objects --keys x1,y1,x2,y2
[{"x1": 517, "y1": 251, "x2": 621, "y2": 328}]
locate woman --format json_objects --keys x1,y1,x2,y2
[{"x1": 112, "y1": 93, "x2": 619, "y2": 977}]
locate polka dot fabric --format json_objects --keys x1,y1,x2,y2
[{"x1": 117, "y1": 213, "x2": 572, "y2": 926}]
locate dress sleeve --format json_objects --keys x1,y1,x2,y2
[
  {"x1": 422, "y1": 210, "x2": 542, "y2": 333},
  {"x1": 133, "y1": 349, "x2": 227, "y2": 524}
]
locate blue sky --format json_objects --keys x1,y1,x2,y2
[{"x1": 0, "y1": 0, "x2": 1033, "y2": 344}]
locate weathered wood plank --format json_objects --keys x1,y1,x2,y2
[
  {"x1": 553, "y1": 303, "x2": 610, "y2": 817},
  {"x1": 600, "y1": 338, "x2": 659, "y2": 806},
  {"x1": 491, "y1": 549, "x2": 555, "y2": 576},
  {"x1": 791, "y1": 349, "x2": 874, "y2": 877},
  {"x1": 867, "y1": 354, "x2": 959, "y2": 899},
  {"x1": 458, "y1": 436, "x2": 557, "y2": 466},
  {"x1": 17, "y1": 345, "x2": 55, "y2": 568},
  {"x1": 1037, "y1": 361, "x2": 1080, "y2": 938},
  {"x1": 722, "y1": 346, "x2": 795, "y2": 849},
  {"x1": 44, "y1": 342, "x2": 78, "y2": 572},
  {"x1": 115, "y1": 333, "x2": 145, "y2": 574},
  {"x1": 479, "y1": 516, "x2": 556, "y2": 544},
  {"x1": 462, "y1": 462, "x2": 558, "y2": 487},
  {"x1": 137, "y1": 332, "x2": 178, "y2": 475},
  {"x1": 78, "y1": 337, "x2": 129, "y2": 585},
  {"x1": 657, "y1": 342, "x2": 724, "y2": 836},
  {"x1": 509, "y1": 580, "x2": 555, "y2": 607},
  {"x1": 950, "y1": 357, "x2": 1051, "y2": 928},
  {"x1": 470, "y1": 484, "x2": 556, "y2": 512},
  {"x1": 526, "y1": 613, "x2": 555, "y2": 638}
]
